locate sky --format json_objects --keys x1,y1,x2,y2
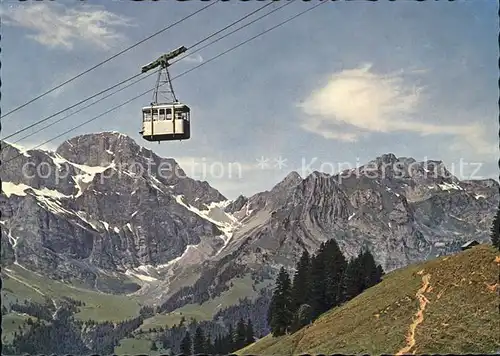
[{"x1": 1, "y1": 0, "x2": 498, "y2": 199}]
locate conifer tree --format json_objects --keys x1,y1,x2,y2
[
  {"x1": 180, "y1": 331, "x2": 191, "y2": 356},
  {"x1": 290, "y1": 249, "x2": 311, "y2": 312},
  {"x1": 150, "y1": 341, "x2": 157, "y2": 351},
  {"x1": 308, "y1": 244, "x2": 328, "y2": 318},
  {"x1": 193, "y1": 326, "x2": 205, "y2": 354},
  {"x1": 323, "y1": 239, "x2": 347, "y2": 310},
  {"x1": 376, "y1": 264, "x2": 385, "y2": 280},
  {"x1": 267, "y1": 267, "x2": 293, "y2": 336},
  {"x1": 225, "y1": 323, "x2": 234, "y2": 353},
  {"x1": 341, "y1": 257, "x2": 361, "y2": 303},
  {"x1": 205, "y1": 332, "x2": 213, "y2": 355},
  {"x1": 291, "y1": 303, "x2": 313, "y2": 332},
  {"x1": 340, "y1": 249, "x2": 383, "y2": 304},
  {"x1": 360, "y1": 249, "x2": 380, "y2": 290},
  {"x1": 235, "y1": 318, "x2": 247, "y2": 350},
  {"x1": 214, "y1": 335, "x2": 221, "y2": 355},
  {"x1": 245, "y1": 318, "x2": 254, "y2": 346},
  {"x1": 491, "y1": 203, "x2": 500, "y2": 250}
]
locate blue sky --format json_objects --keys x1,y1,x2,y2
[{"x1": 1, "y1": 0, "x2": 498, "y2": 199}]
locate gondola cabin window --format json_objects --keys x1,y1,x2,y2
[
  {"x1": 143, "y1": 108, "x2": 152, "y2": 122},
  {"x1": 176, "y1": 106, "x2": 190, "y2": 121}
]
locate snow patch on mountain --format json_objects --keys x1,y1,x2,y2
[
  {"x1": 2, "y1": 182, "x2": 71, "y2": 199},
  {"x1": 5, "y1": 141, "x2": 31, "y2": 157},
  {"x1": 174, "y1": 194, "x2": 239, "y2": 239},
  {"x1": 438, "y1": 182, "x2": 463, "y2": 191},
  {"x1": 125, "y1": 269, "x2": 158, "y2": 282}
]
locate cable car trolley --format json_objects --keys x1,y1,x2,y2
[{"x1": 139, "y1": 46, "x2": 191, "y2": 142}]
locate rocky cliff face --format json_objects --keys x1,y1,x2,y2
[
  {"x1": 160, "y1": 153, "x2": 498, "y2": 311},
  {"x1": 1, "y1": 132, "x2": 233, "y2": 294},
  {"x1": 215, "y1": 153, "x2": 498, "y2": 274},
  {"x1": 1, "y1": 133, "x2": 498, "y2": 305}
]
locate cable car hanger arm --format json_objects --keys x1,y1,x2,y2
[{"x1": 141, "y1": 46, "x2": 188, "y2": 73}]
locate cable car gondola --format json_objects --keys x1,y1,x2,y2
[{"x1": 139, "y1": 46, "x2": 191, "y2": 142}]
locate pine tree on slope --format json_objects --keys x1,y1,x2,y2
[
  {"x1": 235, "y1": 318, "x2": 247, "y2": 350},
  {"x1": 267, "y1": 267, "x2": 293, "y2": 336},
  {"x1": 214, "y1": 335, "x2": 221, "y2": 354},
  {"x1": 180, "y1": 331, "x2": 191, "y2": 356},
  {"x1": 308, "y1": 244, "x2": 328, "y2": 319},
  {"x1": 193, "y1": 326, "x2": 205, "y2": 354},
  {"x1": 150, "y1": 341, "x2": 157, "y2": 351},
  {"x1": 290, "y1": 249, "x2": 311, "y2": 313},
  {"x1": 293, "y1": 303, "x2": 313, "y2": 332},
  {"x1": 376, "y1": 264, "x2": 385, "y2": 279},
  {"x1": 360, "y1": 249, "x2": 382, "y2": 290},
  {"x1": 245, "y1": 318, "x2": 254, "y2": 346},
  {"x1": 225, "y1": 323, "x2": 234, "y2": 353},
  {"x1": 341, "y1": 257, "x2": 361, "y2": 303},
  {"x1": 204, "y1": 332, "x2": 213, "y2": 355},
  {"x1": 323, "y1": 239, "x2": 347, "y2": 310},
  {"x1": 491, "y1": 203, "x2": 500, "y2": 251}
]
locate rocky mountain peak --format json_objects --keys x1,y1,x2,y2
[
  {"x1": 376, "y1": 153, "x2": 398, "y2": 165},
  {"x1": 350, "y1": 154, "x2": 456, "y2": 184},
  {"x1": 225, "y1": 195, "x2": 248, "y2": 214},
  {"x1": 56, "y1": 131, "x2": 151, "y2": 167},
  {"x1": 294, "y1": 171, "x2": 348, "y2": 209},
  {"x1": 1, "y1": 132, "x2": 237, "y2": 294},
  {"x1": 271, "y1": 171, "x2": 302, "y2": 192}
]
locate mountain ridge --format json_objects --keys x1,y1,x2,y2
[{"x1": 1, "y1": 132, "x2": 498, "y2": 310}]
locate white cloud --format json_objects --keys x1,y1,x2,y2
[
  {"x1": 298, "y1": 63, "x2": 493, "y2": 155},
  {"x1": 0, "y1": 3, "x2": 133, "y2": 50},
  {"x1": 182, "y1": 53, "x2": 204, "y2": 64}
]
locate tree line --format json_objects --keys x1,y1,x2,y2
[
  {"x1": 176, "y1": 317, "x2": 254, "y2": 355},
  {"x1": 267, "y1": 238, "x2": 384, "y2": 336},
  {"x1": 212, "y1": 290, "x2": 272, "y2": 337},
  {"x1": 159, "y1": 252, "x2": 247, "y2": 314},
  {"x1": 3, "y1": 299, "x2": 145, "y2": 355},
  {"x1": 150, "y1": 316, "x2": 254, "y2": 355},
  {"x1": 9, "y1": 300, "x2": 54, "y2": 322},
  {"x1": 2, "y1": 291, "x2": 270, "y2": 355}
]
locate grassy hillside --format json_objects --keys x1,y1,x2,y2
[
  {"x1": 237, "y1": 245, "x2": 500, "y2": 355},
  {"x1": 115, "y1": 274, "x2": 273, "y2": 355},
  {"x1": 1, "y1": 265, "x2": 271, "y2": 354},
  {"x1": 138, "y1": 274, "x2": 271, "y2": 331},
  {"x1": 2, "y1": 265, "x2": 141, "y2": 323}
]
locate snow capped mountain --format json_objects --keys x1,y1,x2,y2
[
  {"x1": 1, "y1": 132, "x2": 238, "y2": 296},
  {"x1": 1, "y1": 133, "x2": 498, "y2": 309}
]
